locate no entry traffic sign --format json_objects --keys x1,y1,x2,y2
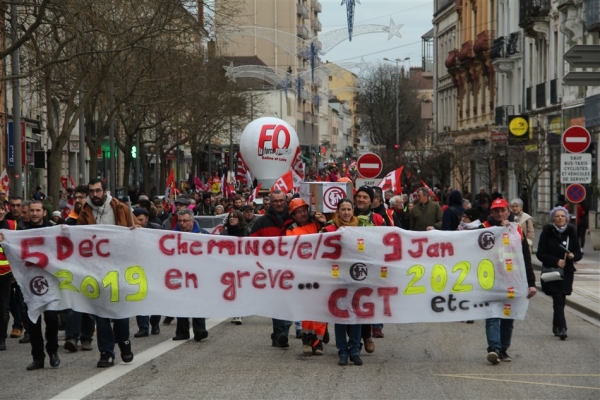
[
  {"x1": 562, "y1": 126, "x2": 591, "y2": 153},
  {"x1": 565, "y1": 183, "x2": 586, "y2": 204},
  {"x1": 356, "y1": 153, "x2": 383, "y2": 179}
]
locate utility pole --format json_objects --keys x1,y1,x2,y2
[
  {"x1": 11, "y1": 3, "x2": 23, "y2": 196},
  {"x1": 384, "y1": 57, "x2": 410, "y2": 146}
]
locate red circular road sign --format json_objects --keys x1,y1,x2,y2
[
  {"x1": 562, "y1": 126, "x2": 591, "y2": 153},
  {"x1": 565, "y1": 183, "x2": 586, "y2": 204},
  {"x1": 356, "y1": 153, "x2": 383, "y2": 179}
]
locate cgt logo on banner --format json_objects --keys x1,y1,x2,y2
[{"x1": 1, "y1": 225, "x2": 531, "y2": 324}]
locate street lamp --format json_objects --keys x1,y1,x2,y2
[{"x1": 383, "y1": 57, "x2": 410, "y2": 146}]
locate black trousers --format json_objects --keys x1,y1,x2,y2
[
  {"x1": 29, "y1": 311, "x2": 59, "y2": 361},
  {"x1": 175, "y1": 318, "x2": 206, "y2": 337},
  {"x1": 552, "y1": 293, "x2": 567, "y2": 330},
  {"x1": 361, "y1": 324, "x2": 372, "y2": 340},
  {"x1": 0, "y1": 272, "x2": 12, "y2": 341}
]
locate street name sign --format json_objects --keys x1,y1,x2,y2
[
  {"x1": 562, "y1": 126, "x2": 591, "y2": 153},
  {"x1": 560, "y1": 153, "x2": 592, "y2": 184}
]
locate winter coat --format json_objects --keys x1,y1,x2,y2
[
  {"x1": 250, "y1": 207, "x2": 293, "y2": 237},
  {"x1": 441, "y1": 190, "x2": 464, "y2": 231},
  {"x1": 536, "y1": 224, "x2": 582, "y2": 295},
  {"x1": 410, "y1": 200, "x2": 442, "y2": 231}
]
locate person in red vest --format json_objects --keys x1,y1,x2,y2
[{"x1": 0, "y1": 202, "x2": 17, "y2": 351}]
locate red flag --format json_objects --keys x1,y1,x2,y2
[
  {"x1": 419, "y1": 180, "x2": 438, "y2": 201},
  {"x1": 291, "y1": 147, "x2": 304, "y2": 181},
  {"x1": 194, "y1": 176, "x2": 206, "y2": 191},
  {"x1": 378, "y1": 166, "x2": 404, "y2": 195},
  {"x1": 271, "y1": 170, "x2": 294, "y2": 193},
  {"x1": 237, "y1": 153, "x2": 249, "y2": 184},
  {"x1": 247, "y1": 182, "x2": 262, "y2": 204},
  {"x1": 69, "y1": 175, "x2": 75, "y2": 189}
]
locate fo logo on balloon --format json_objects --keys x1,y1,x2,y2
[
  {"x1": 323, "y1": 187, "x2": 346, "y2": 210},
  {"x1": 258, "y1": 124, "x2": 291, "y2": 157}
]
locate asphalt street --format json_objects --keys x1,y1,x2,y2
[{"x1": 1, "y1": 294, "x2": 599, "y2": 400}]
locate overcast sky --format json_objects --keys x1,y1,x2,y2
[{"x1": 319, "y1": 0, "x2": 433, "y2": 69}]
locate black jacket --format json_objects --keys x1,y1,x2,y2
[
  {"x1": 536, "y1": 224, "x2": 582, "y2": 295},
  {"x1": 442, "y1": 190, "x2": 464, "y2": 231}
]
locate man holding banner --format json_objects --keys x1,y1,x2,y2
[
  {"x1": 250, "y1": 190, "x2": 294, "y2": 348},
  {"x1": 481, "y1": 198, "x2": 537, "y2": 364},
  {"x1": 77, "y1": 178, "x2": 135, "y2": 368}
]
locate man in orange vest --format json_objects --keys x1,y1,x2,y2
[{"x1": 0, "y1": 202, "x2": 16, "y2": 351}]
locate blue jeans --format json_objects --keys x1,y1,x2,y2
[
  {"x1": 334, "y1": 324, "x2": 361, "y2": 357},
  {"x1": 65, "y1": 310, "x2": 95, "y2": 342},
  {"x1": 95, "y1": 317, "x2": 129, "y2": 356},
  {"x1": 136, "y1": 315, "x2": 161, "y2": 330},
  {"x1": 485, "y1": 318, "x2": 514, "y2": 353}
]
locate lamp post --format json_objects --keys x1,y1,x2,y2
[{"x1": 383, "y1": 57, "x2": 410, "y2": 146}]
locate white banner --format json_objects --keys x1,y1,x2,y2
[{"x1": 1, "y1": 225, "x2": 531, "y2": 323}]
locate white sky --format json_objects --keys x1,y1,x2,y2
[{"x1": 319, "y1": 0, "x2": 433, "y2": 68}]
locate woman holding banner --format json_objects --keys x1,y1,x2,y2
[
  {"x1": 536, "y1": 206, "x2": 582, "y2": 340},
  {"x1": 222, "y1": 210, "x2": 249, "y2": 325},
  {"x1": 321, "y1": 198, "x2": 365, "y2": 366}
]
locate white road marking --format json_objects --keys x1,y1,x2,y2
[{"x1": 50, "y1": 318, "x2": 227, "y2": 400}]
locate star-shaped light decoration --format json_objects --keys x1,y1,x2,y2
[
  {"x1": 387, "y1": 18, "x2": 403, "y2": 41},
  {"x1": 224, "y1": 61, "x2": 236, "y2": 82}
]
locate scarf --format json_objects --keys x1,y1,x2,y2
[
  {"x1": 553, "y1": 223, "x2": 568, "y2": 233},
  {"x1": 459, "y1": 219, "x2": 481, "y2": 230},
  {"x1": 331, "y1": 213, "x2": 359, "y2": 228},
  {"x1": 86, "y1": 194, "x2": 115, "y2": 225}
]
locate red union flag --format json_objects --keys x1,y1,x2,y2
[
  {"x1": 247, "y1": 182, "x2": 262, "y2": 204},
  {"x1": 237, "y1": 153, "x2": 249, "y2": 184},
  {"x1": 377, "y1": 166, "x2": 403, "y2": 194},
  {"x1": 291, "y1": 147, "x2": 304, "y2": 180},
  {"x1": 271, "y1": 170, "x2": 294, "y2": 193}
]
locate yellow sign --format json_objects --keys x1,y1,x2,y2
[{"x1": 509, "y1": 116, "x2": 528, "y2": 136}]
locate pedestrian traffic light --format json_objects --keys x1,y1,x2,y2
[{"x1": 131, "y1": 146, "x2": 137, "y2": 159}]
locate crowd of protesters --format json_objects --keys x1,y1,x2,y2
[{"x1": 0, "y1": 176, "x2": 589, "y2": 369}]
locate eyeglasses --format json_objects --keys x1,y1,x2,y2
[{"x1": 89, "y1": 188, "x2": 104, "y2": 194}]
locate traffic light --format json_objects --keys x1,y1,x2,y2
[
  {"x1": 131, "y1": 145, "x2": 137, "y2": 159},
  {"x1": 394, "y1": 144, "x2": 399, "y2": 149}
]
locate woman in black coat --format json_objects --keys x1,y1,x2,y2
[{"x1": 536, "y1": 206, "x2": 582, "y2": 340}]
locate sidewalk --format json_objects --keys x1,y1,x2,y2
[{"x1": 532, "y1": 227, "x2": 600, "y2": 320}]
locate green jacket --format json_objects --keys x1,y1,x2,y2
[{"x1": 409, "y1": 200, "x2": 442, "y2": 231}]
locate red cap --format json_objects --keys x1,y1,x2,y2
[{"x1": 490, "y1": 198, "x2": 509, "y2": 209}]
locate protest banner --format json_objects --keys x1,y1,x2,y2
[{"x1": 1, "y1": 225, "x2": 530, "y2": 323}]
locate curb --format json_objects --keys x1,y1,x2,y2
[{"x1": 532, "y1": 262, "x2": 600, "y2": 321}]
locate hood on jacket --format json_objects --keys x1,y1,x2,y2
[{"x1": 448, "y1": 190, "x2": 463, "y2": 207}]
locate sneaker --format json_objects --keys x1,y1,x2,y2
[
  {"x1": 312, "y1": 340, "x2": 324, "y2": 355},
  {"x1": 232, "y1": 317, "x2": 242, "y2": 325},
  {"x1": 64, "y1": 339, "x2": 78, "y2": 353},
  {"x1": 364, "y1": 338, "x2": 375, "y2": 353},
  {"x1": 302, "y1": 344, "x2": 313, "y2": 355},
  {"x1": 118, "y1": 340, "x2": 134, "y2": 363},
  {"x1": 10, "y1": 328, "x2": 22, "y2": 338},
  {"x1": 19, "y1": 333, "x2": 30, "y2": 344},
  {"x1": 487, "y1": 351, "x2": 500, "y2": 364},
  {"x1": 97, "y1": 352, "x2": 114, "y2": 368},
  {"x1": 81, "y1": 340, "x2": 93, "y2": 351},
  {"x1": 372, "y1": 328, "x2": 384, "y2": 338},
  {"x1": 499, "y1": 351, "x2": 512, "y2": 362}
]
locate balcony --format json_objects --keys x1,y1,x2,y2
[
  {"x1": 519, "y1": 0, "x2": 551, "y2": 38},
  {"x1": 457, "y1": 41, "x2": 475, "y2": 63},
  {"x1": 311, "y1": 0, "x2": 322, "y2": 13},
  {"x1": 495, "y1": 105, "x2": 515, "y2": 126},
  {"x1": 297, "y1": 2, "x2": 309, "y2": 19},
  {"x1": 311, "y1": 18, "x2": 322, "y2": 32},
  {"x1": 445, "y1": 49, "x2": 459, "y2": 69},
  {"x1": 536, "y1": 82, "x2": 546, "y2": 109},
  {"x1": 490, "y1": 37, "x2": 506, "y2": 60},
  {"x1": 587, "y1": 0, "x2": 600, "y2": 32},
  {"x1": 506, "y1": 32, "x2": 521, "y2": 55},
  {"x1": 297, "y1": 25, "x2": 310, "y2": 39},
  {"x1": 474, "y1": 30, "x2": 495, "y2": 55}
]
